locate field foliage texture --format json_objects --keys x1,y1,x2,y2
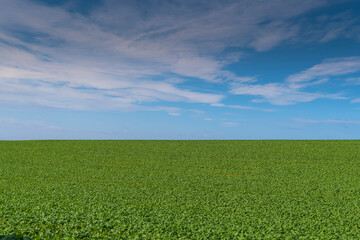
[{"x1": 1, "y1": 140, "x2": 360, "y2": 239}]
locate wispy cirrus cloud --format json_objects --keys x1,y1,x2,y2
[
  {"x1": 0, "y1": 0, "x2": 229, "y2": 114},
  {"x1": 210, "y1": 103, "x2": 274, "y2": 112},
  {"x1": 286, "y1": 57, "x2": 360, "y2": 87},
  {"x1": 346, "y1": 77, "x2": 360, "y2": 85},
  {"x1": 298, "y1": 11, "x2": 360, "y2": 43},
  {"x1": 229, "y1": 82, "x2": 339, "y2": 105},
  {"x1": 222, "y1": 122, "x2": 240, "y2": 127},
  {"x1": 0, "y1": 0, "x2": 358, "y2": 113},
  {"x1": 0, "y1": 118, "x2": 60, "y2": 129},
  {"x1": 292, "y1": 118, "x2": 360, "y2": 124},
  {"x1": 229, "y1": 57, "x2": 360, "y2": 105}
]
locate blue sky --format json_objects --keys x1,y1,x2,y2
[{"x1": 1, "y1": 0, "x2": 360, "y2": 140}]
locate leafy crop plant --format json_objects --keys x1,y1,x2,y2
[{"x1": 1, "y1": 140, "x2": 360, "y2": 239}]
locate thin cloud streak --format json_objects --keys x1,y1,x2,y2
[
  {"x1": 346, "y1": 77, "x2": 360, "y2": 85},
  {"x1": 222, "y1": 122, "x2": 240, "y2": 127},
  {"x1": 292, "y1": 118, "x2": 360, "y2": 124},
  {"x1": 0, "y1": 118, "x2": 60, "y2": 129}
]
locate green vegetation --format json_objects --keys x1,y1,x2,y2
[{"x1": 1, "y1": 140, "x2": 360, "y2": 239}]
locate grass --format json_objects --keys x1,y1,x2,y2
[{"x1": 1, "y1": 140, "x2": 360, "y2": 239}]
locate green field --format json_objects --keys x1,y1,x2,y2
[{"x1": 1, "y1": 140, "x2": 360, "y2": 239}]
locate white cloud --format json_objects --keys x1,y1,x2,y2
[
  {"x1": 0, "y1": 0, "x2": 357, "y2": 112},
  {"x1": 248, "y1": 21, "x2": 299, "y2": 51},
  {"x1": 170, "y1": 56, "x2": 223, "y2": 82},
  {"x1": 222, "y1": 122, "x2": 239, "y2": 127},
  {"x1": 346, "y1": 77, "x2": 360, "y2": 85},
  {"x1": 298, "y1": 11, "x2": 360, "y2": 44},
  {"x1": 0, "y1": 39, "x2": 224, "y2": 113},
  {"x1": 229, "y1": 57, "x2": 360, "y2": 105},
  {"x1": 287, "y1": 57, "x2": 360, "y2": 85},
  {"x1": 230, "y1": 82, "x2": 343, "y2": 105},
  {"x1": 0, "y1": 0, "x2": 227, "y2": 113},
  {"x1": 0, "y1": 118, "x2": 60, "y2": 129},
  {"x1": 292, "y1": 118, "x2": 360, "y2": 124},
  {"x1": 210, "y1": 103, "x2": 273, "y2": 111}
]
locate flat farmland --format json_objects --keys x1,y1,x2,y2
[{"x1": 1, "y1": 140, "x2": 360, "y2": 239}]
